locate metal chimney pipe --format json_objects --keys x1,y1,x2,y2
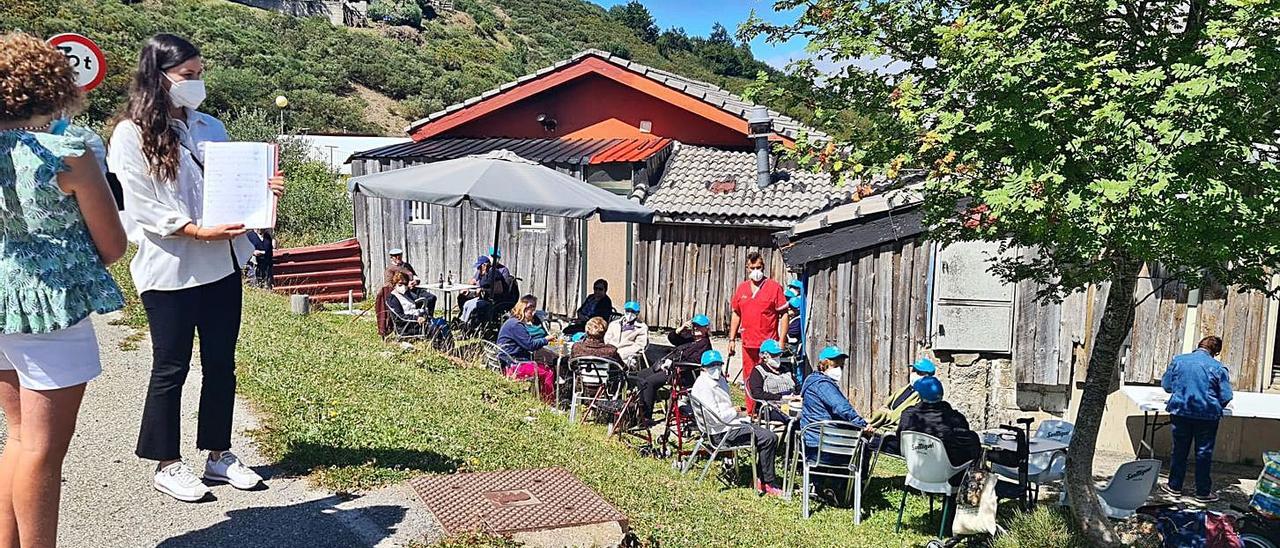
[{"x1": 746, "y1": 106, "x2": 773, "y2": 189}]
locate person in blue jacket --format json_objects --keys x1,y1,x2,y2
[
  {"x1": 799, "y1": 345, "x2": 868, "y2": 464},
  {"x1": 497, "y1": 295, "x2": 554, "y2": 365},
  {"x1": 1160, "y1": 336, "x2": 1233, "y2": 503}
]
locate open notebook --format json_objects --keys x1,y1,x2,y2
[{"x1": 200, "y1": 142, "x2": 278, "y2": 229}]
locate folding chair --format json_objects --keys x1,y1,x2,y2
[
  {"x1": 681, "y1": 395, "x2": 759, "y2": 490},
  {"x1": 567, "y1": 356, "x2": 626, "y2": 424},
  {"x1": 896, "y1": 431, "x2": 973, "y2": 539},
  {"x1": 793, "y1": 420, "x2": 867, "y2": 523},
  {"x1": 385, "y1": 303, "x2": 429, "y2": 343},
  {"x1": 658, "y1": 362, "x2": 699, "y2": 460}
]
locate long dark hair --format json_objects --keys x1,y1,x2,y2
[{"x1": 120, "y1": 34, "x2": 200, "y2": 183}]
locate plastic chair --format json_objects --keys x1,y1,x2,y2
[
  {"x1": 793, "y1": 420, "x2": 866, "y2": 523},
  {"x1": 896, "y1": 431, "x2": 973, "y2": 538},
  {"x1": 568, "y1": 356, "x2": 626, "y2": 424},
  {"x1": 993, "y1": 420, "x2": 1073, "y2": 500},
  {"x1": 682, "y1": 394, "x2": 759, "y2": 489},
  {"x1": 1095, "y1": 459, "x2": 1159, "y2": 519}
]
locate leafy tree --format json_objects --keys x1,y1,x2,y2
[
  {"x1": 656, "y1": 26, "x2": 693, "y2": 55},
  {"x1": 607, "y1": 1, "x2": 659, "y2": 44},
  {"x1": 747, "y1": 0, "x2": 1280, "y2": 544}
]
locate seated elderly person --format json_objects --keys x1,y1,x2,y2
[
  {"x1": 799, "y1": 346, "x2": 869, "y2": 464},
  {"x1": 569, "y1": 318, "x2": 624, "y2": 364},
  {"x1": 747, "y1": 339, "x2": 795, "y2": 423},
  {"x1": 385, "y1": 271, "x2": 432, "y2": 336},
  {"x1": 497, "y1": 295, "x2": 558, "y2": 400},
  {"x1": 604, "y1": 300, "x2": 649, "y2": 367},
  {"x1": 867, "y1": 358, "x2": 937, "y2": 455},
  {"x1": 566, "y1": 279, "x2": 614, "y2": 335},
  {"x1": 691, "y1": 350, "x2": 783, "y2": 497},
  {"x1": 629, "y1": 314, "x2": 712, "y2": 425},
  {"x1": 897, "y1": 376, "x2": 981, "y2": 478}
]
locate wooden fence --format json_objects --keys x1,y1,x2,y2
[
  {"x1": 634, "y1": 224, "x2": 787, "y2": 331},
  {"x1": 801, "y1": 236, "x2": 1276, "y2": 411}
]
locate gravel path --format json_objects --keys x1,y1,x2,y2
[{"x1": 0, "y1": 314, "x2": 440, "y2": 548}]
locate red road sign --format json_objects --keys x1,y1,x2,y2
[{"x1": 47, "y1": 33, "x2": 107, "y2": 92}]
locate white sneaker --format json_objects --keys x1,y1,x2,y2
[
  {"x1": 204, "y1": 451, "x2": 263, "y2": 490},
  {"x1": 154, "y1": 461, "x2": 212, "y2": 502}
]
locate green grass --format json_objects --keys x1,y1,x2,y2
[{"x1": 233, "y1": 288, "x2": 952, "y2": 546}]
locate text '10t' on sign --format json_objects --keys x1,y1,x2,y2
[{"x1": 46, "y1": 33, "x2": 107, "y2": 92}]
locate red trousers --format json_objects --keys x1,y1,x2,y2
[{"x1": 742, "y1": 347, "x2": 760, "y2": 415}]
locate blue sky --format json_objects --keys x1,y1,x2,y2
[{"x1": 591, "y1": 0, "x2": 809, "y2": 69}]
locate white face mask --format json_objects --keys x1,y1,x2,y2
[
  {"x1": 393, "y1": 284, "x2": 407, "y2": 295},
  {"x1": 748, "y1": 268, "x2": 766, "y2": 282},
  {"x1": 764, "y1": 356, "x2": 781, "y2": 370},
  {"x1": 623, "y1": 312, "x2": 637, "y2": 323},
  {"x1": 706, "y1": 365, "x2": 723, "y2": 379},
  {"x1": 825, "y1": 366, "x2": 843, "y2": 385},
  {"x1": 165, "y1": 73, "x2": 207, "y2": 110}
]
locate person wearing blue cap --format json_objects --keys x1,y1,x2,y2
[
  {"x1": 799, "y1": 346, "x2": 868, "y2": 461},
  {"x1": 869, "y1": 358, "x2": 938, "y2": 431},
  {"x1": 746, "y1": 339, "x2": 796, "y2": 422},
  {"x1": 605, "y1": 300, "x2": 649, "y2": 367},
  {"x1": 459, "y1": 255, "x2": 492, "y2": 324},
  {"x1": 690, "y1": 350, "x2": 784, "y2": 497},
  {"x1": 896, "y1": 376, "x2": 980, "y2": 482},
  {"x1": 629, "y1": 314, "x2": 711, "y2": 425}
]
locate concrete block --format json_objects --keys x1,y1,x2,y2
[
  {"x1": 1016, "y1": 387, "x2": 1042, "y2": 410},
  {"x1": 1041, "y1": 390, "x2": 1069, "y2": 414}
]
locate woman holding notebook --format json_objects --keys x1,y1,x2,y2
[{"x1": 109, "y1": 33, "x2": 284, "y2": 502}]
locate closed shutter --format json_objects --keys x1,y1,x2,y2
[{"x1": 931, "y1": 241, "x2": 1016, "y2": 352}]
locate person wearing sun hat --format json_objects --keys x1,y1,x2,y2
[
  {"x1": 799, "y1": 345, "x2": 868, "y2": 462},
  {"x1": 605, "y1": 300, "x2": 649, "y2": 367},
  {"x1": 690, "y1": 349, "x2": 783, "y2": 497}
]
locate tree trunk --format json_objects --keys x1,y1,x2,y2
[{"x1": 1065, "y1": 261, "x2": 1141, "y2": 546}]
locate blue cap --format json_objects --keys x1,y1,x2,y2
[
  {"x1": 760, "y1": 339, "x2": 783, "y2": 356},
  {"x1": 914, "y1": 376, "x2": 944, "y2": 402},
  {"x1": 818, "y1": 345, "x2": 849, "y2": 361},
  {"x1": 788, "y1": 279, "x2": 804, "y2": 292},
  {"x1": 784, "y1": 288, "x2": 799, "y2": 300},
  {"x1": 691, "y1": 314, "x2": 711, "y2": 327},
  {"x1": 912, "y1": 358, "x2": 937, "y2": 374},
  {"x1": 788, "y1": 296, "x2": 804, "y2": 310},
  {"x1": 571, "y1": 332, "x2": 586, "y2": 342},
  {"x1": 488, "y1": 246, "x2": 501, "y2": 258},
  {"x1": 623, "y1": 300, "x2": 641, "y2": 313},
  {"x1": 700, "y1": 350, "x2": 724, "y2": 367},
  {"x1": 473, "y1": 255, "x2": 490, "y2": 268}
]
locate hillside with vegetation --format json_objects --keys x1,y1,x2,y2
[{"x1": 1, "y1": 0, "x2": 795, "y2": 135}]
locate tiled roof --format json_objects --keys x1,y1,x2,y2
[
  {"x1": 643, "y1": 142, "x2": 850, "y2": 228},
  {"x1": 348, "y1": 137, "x2": 671, "y2": 165},
  {"x1": 792, "y1": 182, "x2": 925, "y2": 235},
  {"x1": 405, "y1": 49, "x2": 829, "y2": 143}
]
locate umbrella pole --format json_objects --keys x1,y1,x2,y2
[{"x1": 493, "y1": 211, "x2": 501, "y2": 257}]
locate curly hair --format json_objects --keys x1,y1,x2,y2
[{"x1": 0, "y1": 32, "x2": 83, "y2": 123}]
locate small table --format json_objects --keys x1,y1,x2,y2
[
  {"x1": 979, "y1": 429, "x2": 1069, "y2": 455},
  {"x1": 421, "y1": 282, "x2": 479, "y2": 318},
  {"x1": 1120, "y1": 385, "x2": 1280, "y2": 458}
]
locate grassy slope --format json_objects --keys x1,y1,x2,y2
[
  {"x1": 234, "y1": 289, "x2": 945, "y2": 546},
  {"x1": 1, "y1": 0, "x2": 770, "y2": 135}
]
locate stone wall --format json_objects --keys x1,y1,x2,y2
[
  {"x1": 228, "y1": 0, "x2": 365, "y2": 26},
  {"x1": 928, "y1": 351, "x2": 1071, "y2": 430}
]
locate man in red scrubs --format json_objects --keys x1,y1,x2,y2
[{"x1": 728, "y1": 251, "x2": 788, "y2": 414}]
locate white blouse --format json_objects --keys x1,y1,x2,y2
[{"x1": 108, "y1": 110, "x2": 253, "y2": 294}]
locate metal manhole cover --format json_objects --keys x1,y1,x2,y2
[{"x1": 409, "y1": 467, "x2": 628, "y2": 535}]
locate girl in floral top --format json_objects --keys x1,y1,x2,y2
[{"x1": 0, "y1": 32, "x2": 127, "y2": 546}]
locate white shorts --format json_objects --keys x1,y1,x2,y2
[{"x1": 0, "y1": 319, "x2": 103, "y2": 390}]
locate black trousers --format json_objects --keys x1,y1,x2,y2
[
  {"x1": 723, "y1": 425, "x2": 778, "y2": 484},
  {"x1": 136, "y1": 273, "x2": 242, "y2": 461},
  {"x1": 634, "y1": 366, "x2": 669, "y2": 421}
]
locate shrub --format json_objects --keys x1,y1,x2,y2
[
  {"x1": 368, "y1": 0, "x2": 423, "y2": 28},
  {"x1": 274, "y1": 138, "x2": 353, "y2": 246}
]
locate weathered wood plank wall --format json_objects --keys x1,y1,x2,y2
[
  {"x1": 801, "y1": 236, "x2": 1274, "y2": 410},
  {"x1": 634, "y1": 224, "x2": 787, "y2": 330},
  {"x1": 351, "y1": 158, "x2": 584, "y2": 316}
]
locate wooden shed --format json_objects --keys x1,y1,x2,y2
[{"x1": 775, "y1": 187, "x2": 1280, "y2": 420}]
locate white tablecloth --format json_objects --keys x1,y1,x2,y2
[{"x1": 1121, "y1": 385, "x2": 1280, "y2": 420}]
